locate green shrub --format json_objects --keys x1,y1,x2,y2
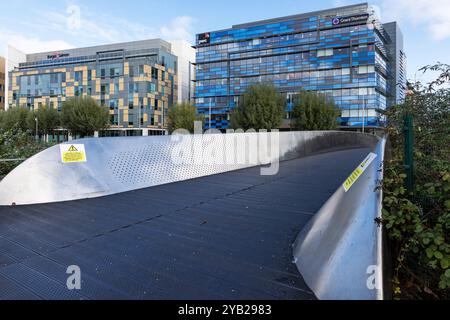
[
  {"x1": 382, "y1": 63, "x2": 450, "y2": 299},
  {"x1": 0, "y1": 128, "x2": 52, "y2": 177}
]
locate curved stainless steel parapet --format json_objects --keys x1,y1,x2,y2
[
  {"x1": 293, "y1": 136, "x2": 386, "y2": 300},
  {"x1": 0, "y1": 131, "x2": 378, "y2": 206}
]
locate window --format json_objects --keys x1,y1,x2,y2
[
  {"x1": 87, "y1": 70, "x2": 92, "y2": 81},
  {"x1": 101, "y1": 85, "x2": 108, "y2": 95},
  {"x1": 129, "y1": 98, "x2": 134, "y2": 109},
  {"x1": 342, "y1": 68, "x2": 350, "y2": 75},
  {"x1": 358, "y1": 66, "x2": 369, "y2": 74},
  {"x1": 151, "y1": 68, "x2": 158, "y2": 80},
  {"x1": 317, "y1": 49, "x2": 333, "y2": 57},
  {"x1": 101, "y1": 69, "x2": 106, "y2": 78},
  {"x1": 139, "y1": 65, "x2": 144, "y2": 76},
  {"x1": 148, "y1": 82, "x2": 156, "y2": 93},
  {"x1": 75, "y1": 71, "x2": 83, "y2": 82},
  {"x1": 359, "y1": 88, "x2": 368, "y2": 95},
  {"x1": 50, "y1": 73, "x2": 58, "y2": 83},
  {"x1": 129, "y1": 83, "x2": 138, "y2": 94}
]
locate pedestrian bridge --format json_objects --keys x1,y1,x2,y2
[{"x1": 0, "y1": 132, "x2": 385, "y2": 300}]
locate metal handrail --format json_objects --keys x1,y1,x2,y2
[{"x1": 0, "y1": 159, "x2": 26, "y2": 163}]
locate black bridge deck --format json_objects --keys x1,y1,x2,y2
[{"x1": 0, "y1": 148, "x2": 369, "y2": 300}]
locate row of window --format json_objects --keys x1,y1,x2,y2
[
  {"x1": 196, "y1": 66, "x2": 376, "y2": 88},
  {"x1": 202, "y1": 14, "x2": 371, "y2": 46}
]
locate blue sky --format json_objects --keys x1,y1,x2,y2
[{"x1": 1, "y1": 0, "x2": 449, "y2": 83}]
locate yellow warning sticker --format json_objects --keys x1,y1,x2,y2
[
  {"x1": 343, "y1": 153, "x2": 377, "y2": 192},
  {"x1": 60, "y1": 144, "x2": 87, "y2": 163}
]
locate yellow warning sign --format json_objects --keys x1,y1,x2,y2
[
  {"x1": 60, "y1": 144, "x2": 87, "y2": 163},
  {"x1": 343, "y1": 153, "x2": 377, "y2": 192}
]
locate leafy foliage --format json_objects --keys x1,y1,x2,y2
[
  {"x1": 61, "y1": 97, "x2": 109, "y2": 137},
  {"x1": 382, "y1": 63, "x2": 450, "y2": 299},
  {"x1": 168, "y1": 103, "x2": 203, "y2": 134},
  {"x1": 230, "y1": 82, "x2": 285, "y2": 130},
  {"x1": 25, "y1": 105, "x2": 61, "y2": 135},
  {"x1": 0, "y1": 128, "x2": 52, "y2": 177},
  {"x1": 0, "y1": 107, "x2": 30, "y2": 132},
  {"x1": 291, "y1": 90, "x2": 339, "y2": 130}
]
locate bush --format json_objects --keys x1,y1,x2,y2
[
  {"x1": 382, "y1": 63, "x2": 450, "y2": 299},
  {"x1": 230, "y1": 82, "x2": 285, "y2": 130},
  {"x1": 168, "y1": 103, "x2": 203, "y2": 134},
  {"x1": 291, "y1": 90, "x2": 339, "y2": 130},
  {"x1": 0, "y1": 107, "x2": 31, "y2": 132},
  {"x1": 61, "y1": 97, "x2": 109, "y2": 137},
  {"x1": 0, "y1": 128, "x2": 52, "y2": 177},
  {"x1": 26, "y1": 105, "x2": 60, "y2": 136}
]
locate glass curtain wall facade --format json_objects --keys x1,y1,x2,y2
[
  {"x1": 0, "y1": 57, "x2": 5, "y2": 110},
  {"x1": 194, "y1": 2, "x2": 405, "y2": 129},
  {"x1": 9, "y1": 39, "x2": 178, "y2": 132}
]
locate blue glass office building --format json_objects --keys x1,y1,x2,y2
[{"x1": 194, "y1": 3, "x2": 406, "y2": 129}]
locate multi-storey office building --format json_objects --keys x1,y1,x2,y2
[
  {"x1": 0, "y1": 57, "x2": 5, "y2": 110},
  {"x1": 8, "y1": 39, "x2": 184, "y2": 135},
  {"x1": 194, "y1": 3, "x2": 406, "y2": 129}
]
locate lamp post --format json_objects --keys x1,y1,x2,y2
[
  {"x1": 209, "y1": 100, "x2": 212, "y2": 129},
  {"x1": 35, "y1": 117, "x2": 38, "y2": 142},
  {"x1": 362, "y1": 96, "x2": 366, "y2": 134}
]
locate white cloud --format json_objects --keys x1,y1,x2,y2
[
  {"x1": 381, "y1": 0, "x2": 450, "y2": 41},
  {"x1": 36, "y1": 6, "x2": 196, "y2": 45},
  {"x1": 0, "y1": 4, "x2": 196, "y2": 56},
  {"x1": 160, "y1": 16, "x2": 196, "y2": 42},
  {"x1": 0, "y1": 29, "x2": 73, "y2": 55}
]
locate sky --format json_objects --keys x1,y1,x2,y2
[{"x1": 0, "y1": 0, "x2": 449, "y2": 84}]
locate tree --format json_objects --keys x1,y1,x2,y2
[
  {"x1": 291, "y1": 90, "x2": 339, "y2": 130},
  {"x1": 26, "y1": 105, "x2": 60, "y2": 138},
  {"x1": 61, "y1": 97, "x2": 109, "y2": 137},
  {"x1": 0, "y1": 107, "x2": 30, "y2": 132},
  {"x1": 230, "y1": 82, "x2": 285, "y2": 130},
  {"x1": 168, "y1": 103, "x2": 203, "y2": 134}
]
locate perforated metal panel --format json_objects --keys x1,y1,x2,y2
[{"x1": 0, "y1": 131, "x2": 378, "y2": 206}]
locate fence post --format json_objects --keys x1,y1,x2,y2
[{"x1": 404, "y1": 114, "x2": 414, "y2": 192}]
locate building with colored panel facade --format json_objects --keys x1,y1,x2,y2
[
  {"x1": 194, "y1": 3, "x2": 406, "y2": 130},
  {"x1": 8, "y1": 39, "x2": 183, "y2": 135},
  {"x1": 0, "y1": 57, "x2": 5, "y2": 110}
]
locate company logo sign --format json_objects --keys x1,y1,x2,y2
[
  {"x1": 332, "y1": 14, "x2": 369, "y2": 26},
  {"x1": 198, "y1": 33, "x2": 211, "y2": 45},
  {"x1": 47, "y1": 52, "x2": 70, "y2": 60}
]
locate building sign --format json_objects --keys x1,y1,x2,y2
[
  {"x1": 198, "y1": 33, "x2": 211, "y2": 45},
  {"x1": 332, "y1": 13, "x2": 369, "y2": 26},
  {"x1": 60, "y1": 144, "x2": 87, "y2": 163},
  {"x1": 47, "y1": 53, "x2": 70, "y2": 60}
]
